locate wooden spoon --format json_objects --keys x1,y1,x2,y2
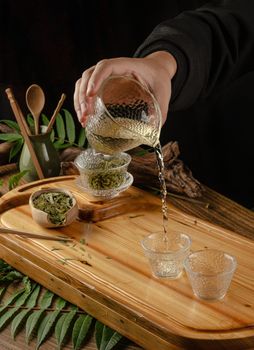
[{"x1": 26, "y1": 84, "x2": 45, "y2": 135}]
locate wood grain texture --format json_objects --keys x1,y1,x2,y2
[
  {"x1": 0, "y1": 176, "x2": 254, "y2": 350},
  {"x1": 168, "y1": 186, "x2": 254, "y2": 240}
]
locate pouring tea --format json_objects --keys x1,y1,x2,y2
[
  {"x1": 85, "y1": 75, "x2": 162, "y2": 154},
  {"x1": 86, "y1": 75, "x2": 170, "y2": 239}
]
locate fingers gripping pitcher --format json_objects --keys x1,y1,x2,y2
[{"x1": 86, "y1": 75, "x2": 162, "y2": 154}]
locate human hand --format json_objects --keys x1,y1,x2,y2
[{"x1": 74, "y1": 51, "x2": 177, "y2": 127}]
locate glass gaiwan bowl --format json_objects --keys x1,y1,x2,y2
[{"x1": 74, "y1": 149, "x2": 133, "y2": 200}]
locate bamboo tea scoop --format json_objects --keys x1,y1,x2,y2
[
  {"x1": 26, "y1": 84, "x2": 45, "y2": 135},
  {"x1": 46, "y1": 93, "x2": 66, "y2": 133},
  {"x1": 0, "y1": 227, "x2": 73, "y2": 241}
]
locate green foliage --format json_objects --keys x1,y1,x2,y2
[
  {"x1": 36, "y1": 297, "x2": 67, "y2": 350},
  {"x1": 0, "y1": 119, "x2": 20, "y2": 132},
  {"x1": 95, "y1": 321, "x2": 123, "y2": 350},
  {"x1": 72, "y1": 314, "x2": 93, "y2": 350},
  {"x1": 0, "y1": 260, "x2": 124, "y2": 350},
  {"x1": 55, "y1": 307, "x2": 77, "y2": 349},
  {"x1": 11, "y1": 284, "x2": 41, "y2": 339},
  {"x1": 0, "y1": 108, "x2": 87, "y2": 162},
  {"x1": 8, "y1": 170, "x2": 29, "y2": 190},
  {"x1": 0, "y1": 133, "x2": 23, "y2": 143},
  {"x1": 0, "y1": 108, "x2": 88, "y2": 190}
]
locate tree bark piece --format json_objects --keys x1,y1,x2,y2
[{"x1": 129, "y1": 142, "x2": 203, "y2": 198}]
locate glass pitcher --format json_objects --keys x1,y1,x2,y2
[{"x1": 86, "y1": 75, "x2": 162, "y2": 154}]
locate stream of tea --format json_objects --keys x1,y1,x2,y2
[{"x1": 154, "y1": 142, "x2": 169, "y2": 241}]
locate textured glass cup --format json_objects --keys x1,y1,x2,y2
[
  {"x1": 86, "y1": 75, "x2": 162, "y2": 154},
  {"x1": 184, "y1": 249, "x2": 237, "y2": 301},
  {"x1": 141, "y1": 232, "x2": 191, "y2": 279},
  {"x1": 74, "y1": 149, "x2": 133, "y2": 199}
]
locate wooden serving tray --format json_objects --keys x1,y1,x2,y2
[{"x1": 0, "y1": 176, "x2": 253, "y2": 350}]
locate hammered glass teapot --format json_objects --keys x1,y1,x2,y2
[{"x1": 86, "y1": 75, "x2": 162, "y2": 154}]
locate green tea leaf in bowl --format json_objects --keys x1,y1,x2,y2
[{"x1": 29, "y1": 189, "x2": 79, "y2": 228}]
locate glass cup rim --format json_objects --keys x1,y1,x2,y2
[
  {"x1": 183, "y1": 248, "x2": 237, "y2": 277},
  {"x1": 74, "y1": 149, "x2": 131, "y2": 173},
  {"x1": 141, "y1": 232, "x2": 192, "y2": 256}
]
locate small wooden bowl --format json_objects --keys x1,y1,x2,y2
[{"x1": 29, "y1": 188, "x2": 79, "y2": 228}]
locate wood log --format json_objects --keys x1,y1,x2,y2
[{"x1": 129, "y1": 142, "x2": 203, "y2": 198}]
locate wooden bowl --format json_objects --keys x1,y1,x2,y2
[{"x1": 29, "y1": 188, "x2": 79, "y2": 228}]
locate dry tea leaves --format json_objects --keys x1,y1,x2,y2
[
  {"x1": 88, "y1": 158, "x2": 126, "y2": 190},
  {"x1": 32, "y1": 192, "x2": 73, "y2": 225}
]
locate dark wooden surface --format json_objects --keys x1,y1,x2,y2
[{"x1": 0, "y1": 164, "x2": 254, "y2": 350}]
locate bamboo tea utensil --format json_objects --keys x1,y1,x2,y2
[
  {"x1": 0, "y1": 227, "x2": 72, "y2": 241},
  {"x1": 25, "y1": 84, "x2": 45, "y2": 135},
  {"x1": 46, "y1": 93, "x2": 66, "y2": 133},
  {"x1": 5, "y1": 88, "x2": 45, "y2": 179}
]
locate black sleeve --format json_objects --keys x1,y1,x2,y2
[{"x1": 134, "y1": 0, "x2": 254, "y2": 111}]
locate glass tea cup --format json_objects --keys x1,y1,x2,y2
[
  {"x1": 74, "y1": 148, "x2": 133, "y2": 199},
  {"x1": 184, "y1": 249, "x2": 237, "y2": 301},
  {"x1": 86, "y1": 75, "x2": 162, "y2": 154},
  {"x1": 141, "y1": 232, "x2": 192, "y2": 279}
]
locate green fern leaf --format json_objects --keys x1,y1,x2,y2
[
  {"x1": 0, "y1": 270, "x2": 23, "y2": 283},
  {"x1": 25, "y1": 309, "x2": 45, "y2": 344},
  {"x1": 8, "y1": 170, "x2": 29, "y2": 190},
  {"x1": 95, "y1": 321, "x2": 122, "y2": 350},
  {"x1": 22, "y1": 276, "x2": 32, "y2": 294},
  {"x1": 56, "y1": 113, "x2": 65, "y2": 144},
  {"x1": 39, "y1": 290, "x2": 55, "y2": 309},
  {"x1": 55, "y1": 313, "x2": 68, "y2": 347},
  {"x1": 0, "y1": 119, "x2": 20, "y2": 131},
  {"x1": 25, "y1": 289, "x2": 54, "y2": 344},
  {"x1": 41, "y1": 114, "x2": 50, "y2": 125},
  {"x1": 72, "y1": 314, "x2": 93, "y2": 350},
  {"x1": 26, "y1": 114, "x2": 35, "y2": 128},
  {"x1": 95, "y1": 320, "x2": 103, "y2": 349},
  {"x1": 63, "y1": 108, "x2": 75, "y2": 145},
  {"x1": 11, "y1": 283, "x2": 41, "y2": 338},
  {"x1": 55, "y1": 297, "x2": 67, "y2": 310},
  {"x1": 55, "y1": 308, "x2": 77, "y2": 349},
  {"x1": 11, "y1": 308, "x2": 31, "y2": 339},
  {"x1": 104, "y1": 331, "x2": 123, "y2": 350},
  {"x1": 36, "y1": 309, "x2": 61, "y2": 349},
  {"x1": 78, "y1": 128, "x2": 86, "y2": 148},
  {"x1": 0, "y1": 133, "x2": 23, "y2": 142},
  {"x1": 9, "y1": 138, "x2": 24, "y2": 161},
  {"x1": 0, "y1": 306, "x2": 20, "y2": 331},
  {"x1": 0, "y1": 285, "x2": 32, "y2": 331},
  {"x1": 26, "y1": 285, "x2": 40, "y2": 308},
  {"x1": 53, "y1": 141, "x2": 72, "y2": 150},
  {"x1": 0, "y1": 288, "x2": 25, "y2": 315},
  {"x1": 36, "y1": 297, "x2": 66, "y2": 349}
]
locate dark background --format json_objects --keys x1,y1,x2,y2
[
  {"x1": 0, "y1": 0, "x2": 208, "y2": 117},
  {"x1": 1, "y1": 0, "x2": 254, "y2": 208}
]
